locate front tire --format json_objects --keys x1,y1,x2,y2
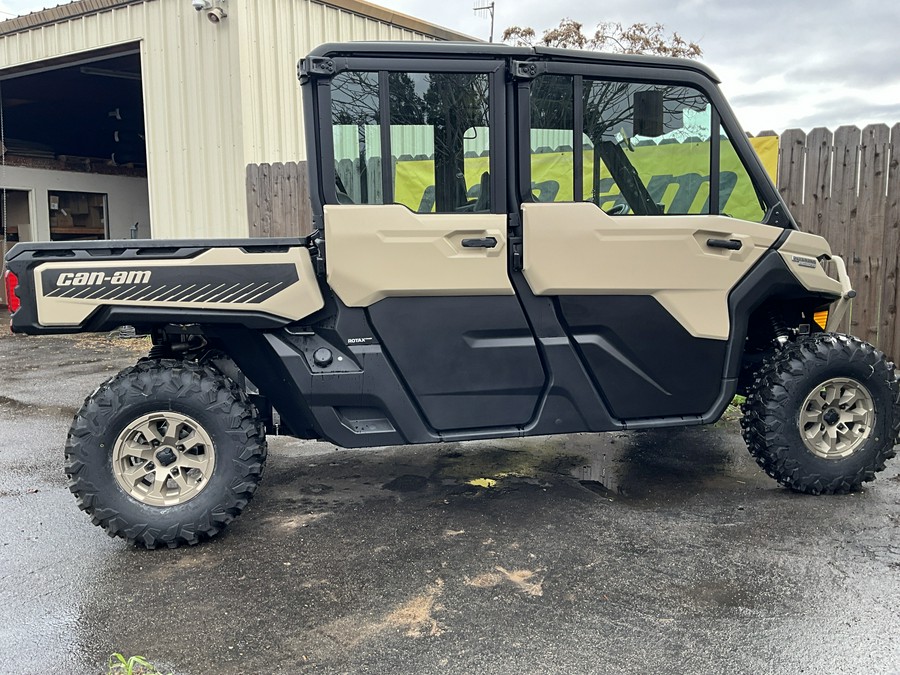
[
  {"x1": 742, "y1": 333, "x2": 900, "y2": 494},
  {"x1": 65, "y1": 359, "x2": 267, "y2": 548}
]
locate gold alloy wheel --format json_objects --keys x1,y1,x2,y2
[
  {"x1": 799, "y1": 377, "x2": 875, "y2": 459},
  {"x1": 112, "y1": 412, "x2": 216, "y2": 507}
]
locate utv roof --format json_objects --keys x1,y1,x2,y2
[{"x1": 307, "y1": 41, "x2": 721, "y2": 83}]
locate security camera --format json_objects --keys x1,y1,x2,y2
[
  {"x1": 207, "y1": 7, "x2": 227, "y2": 22},
  {"x1": 192, "y1": 0, "x2": 210, "y2": 10}
]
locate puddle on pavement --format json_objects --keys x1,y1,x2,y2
[
  {"x1": 267, "y1": 425, "x2": 742, "y2": 510},
  {"x1": 549, "y1": 428, "x2": 739, "y2": 499},
  {"x1": 422, "y1": 427, "x2": 738, "y2": 501}
]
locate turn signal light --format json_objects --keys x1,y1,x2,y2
[
  {"x1": 4, "y1": 270, "x2": 20, "y2": 314},
  {"x1": 813, "y1": 310, "x2": 828, "y2": 330}
]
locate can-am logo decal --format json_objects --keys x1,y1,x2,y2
[
  {"x1": 57, "y1": 270, "x2": 152, "y2": 286},
  {"x1": 41, "y1": 263, "x2": 299, "y2": 305}
]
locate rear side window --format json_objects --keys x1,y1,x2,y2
[
  {"x1": 529, "y1": 75, "x2": 577, "y2": 203},
  {"x1": 331, "y1": 71, "x2": 382, "y2": 205},
  {"x1": 330, "y1": 70, "x2": 492, "y2": 213}
]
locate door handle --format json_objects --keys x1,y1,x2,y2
[
  {"x1": 461, "y1": 237, "x2": 498, "y2": 249},
  {"x1": 706, "y1": 238, "x2": 742, "y2": 251}
]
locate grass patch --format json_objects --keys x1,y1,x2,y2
[
  {"x1": 107, "y1": 653, "x2": 170, "y2": 675},
  {"x1": 717, "y1": 394, "x2": 747, "y2": 424}
]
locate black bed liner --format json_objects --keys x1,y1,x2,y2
[{"x1": 5, "y1": 237, "x2": 309, "y2": 264}]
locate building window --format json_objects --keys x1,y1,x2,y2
[{"x1": 49, "y1": 191, "x2": 107, "y2": 241}]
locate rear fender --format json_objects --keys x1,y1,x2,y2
[{"x1": 5, "y1": 239, "x2": 324, "y2": 334}]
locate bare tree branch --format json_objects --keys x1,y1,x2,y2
[{"x1": 502, "y1": 18, "x2": 702, "y2": 59}]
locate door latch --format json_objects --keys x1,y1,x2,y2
[
  {"x1": 461, "y1": 237, "x2": 498, "y2": 248},
  {"x1": 706, "y1": 238, "x2": 742, "y2": 251}
]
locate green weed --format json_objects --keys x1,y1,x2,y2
[{"x1": 107, "y1": 653, "x2": 170, "y2": 675}]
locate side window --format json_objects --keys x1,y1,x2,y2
[
  {"x1": 390, "y1": 72, "x2": 491, "y2": 213},
  {"x1": 526, "y1": 75, "x2": 771, "y2": 220},
  {"x1": 331, "y1": 71, "x2": 382, "y2": 205},
  {"x1": 720, "y1": 127, "x2": 768, "y2": 223},
  {"x1": 330, "y1": 70, "x2": 492, "y2": 213},
  {"x1": 583, "y1": 80, "x2": 711, "y2": 216},
  {"x1": 529, "y1": 75, "x2": 575, "y2": 202}
]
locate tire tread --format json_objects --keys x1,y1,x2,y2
[
  {"x1": 741, "y1": 333, "x2": 899, "y2": 494},
  {"x1": 64, "y1": 359, "x2": 266, "y2": 549}
]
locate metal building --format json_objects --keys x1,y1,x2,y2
[{"x1": 0, "y1": 0, "x2": 471, "y2": 251}]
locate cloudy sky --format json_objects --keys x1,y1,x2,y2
[{"x1": 1, "y1": 0, "x2": 898, "y2": 132}]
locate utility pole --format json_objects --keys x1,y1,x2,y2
[{"x1": 473, "y1": 0, "x2": 495, "y2": 43}]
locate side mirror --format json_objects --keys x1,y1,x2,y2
[{"x1": 633, "y1": 90, "x2": 664, "y2": 137}]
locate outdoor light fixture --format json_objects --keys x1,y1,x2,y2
[
  {"x1": 80, "y1": 66, "x2": 141, "y2": 81},
  {"x1": 191, "y1": 0, "x2": 210, "y2": 10},
  {"x1": 206, "y1": 6, "x2": 227, "y2": 23}
]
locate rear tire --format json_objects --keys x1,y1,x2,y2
[
  {"x1": 741, "y1": 333, "x2": 900, "y2": 494},
  {"x1": 65, "y1": 359, "x2": 266, "y2": 548}
]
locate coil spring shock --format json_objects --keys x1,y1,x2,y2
[
  {"x1": 147, "y1": 344, "x2": 168, "y2": 359},
  {"x1": 768, "y1": 308, "x2": 790, "y2": 345}
]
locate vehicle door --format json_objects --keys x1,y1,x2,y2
[
  {"x1": 320, "y1": 60, "x2": 546, "y2": 432},
  {"x1": 515, "y1": 66, "x2": 785, "y2": 421}
]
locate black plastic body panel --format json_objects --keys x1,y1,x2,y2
[
  {"x1": 724, "y1": 249, "x2": 838, "y2": 379},
  {"x1": 367, "y1": 296, "x2": 545, "y2": 430},
  {"x1": 558, "y1": 295, "x2": 726, "y2": 419},
  {"x1": 508, "y1": 272, "x2": 621, "y2": 434},
  {"x1": 208, "y1": 324, "x2": 440, "y2": 447},
  {"x1": 5, "y1": 237, "x2": 307, "y2": 261}
]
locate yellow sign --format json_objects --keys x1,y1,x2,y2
[{"x1": 393, "y1": 135, "x2": 780, "y2": 222}]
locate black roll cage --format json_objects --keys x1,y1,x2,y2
[{"x1": 300, "y1": 44, "x2": 796, "y2": 234}]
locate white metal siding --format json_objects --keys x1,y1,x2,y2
[
  {"x1": 0, "y1": 0, "x2": 445, "y2": 240},
  {"x1": 237, "y1": 1, "x2": 429, "y2": 166},
  {"x1": 0, "y1": 2, "x2": 247, "y2": 238}
]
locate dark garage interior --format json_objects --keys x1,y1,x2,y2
[{"x1": 1, "y1": 49, "x2": 146, "y2": 166}]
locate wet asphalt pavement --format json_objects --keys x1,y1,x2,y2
[{"x1": 1, "y1": 332, "x2": 900, "y2": 675}]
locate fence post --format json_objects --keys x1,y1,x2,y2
[{"x1": 880, "y1": 124, "x2": 900, "y2": 361}]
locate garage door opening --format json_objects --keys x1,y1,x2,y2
[
  {"x1": 1, "y1": 188, "x2": 30, "y2": 307},
  {"x1": 0, "y1": 45, "x2": 151, "y2": 242}
]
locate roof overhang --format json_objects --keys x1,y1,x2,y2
[
  {"x1": 0, "y1": 0, "x2": 152, "y2": 37},
  {"x1": 0, "y1": 0, "x2": 477, "y2": 42}
]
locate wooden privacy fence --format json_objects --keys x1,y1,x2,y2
[
  {"x1": 246, "y1": 162, "x2": 312, "y2": 238},
  {"x1": 247, "y1": 123, "x2": 900, "y2": 359},
  {"x1": 777, "y1": 124, "x2": 900, "y2": 360}
]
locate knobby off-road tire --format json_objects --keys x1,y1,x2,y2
[
  {"x1": 65, "y1": 359, "x2": 267, "y2": 548},
  {"x1": 742, "y1": 333, "x2": 900, "y2": 494}
]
